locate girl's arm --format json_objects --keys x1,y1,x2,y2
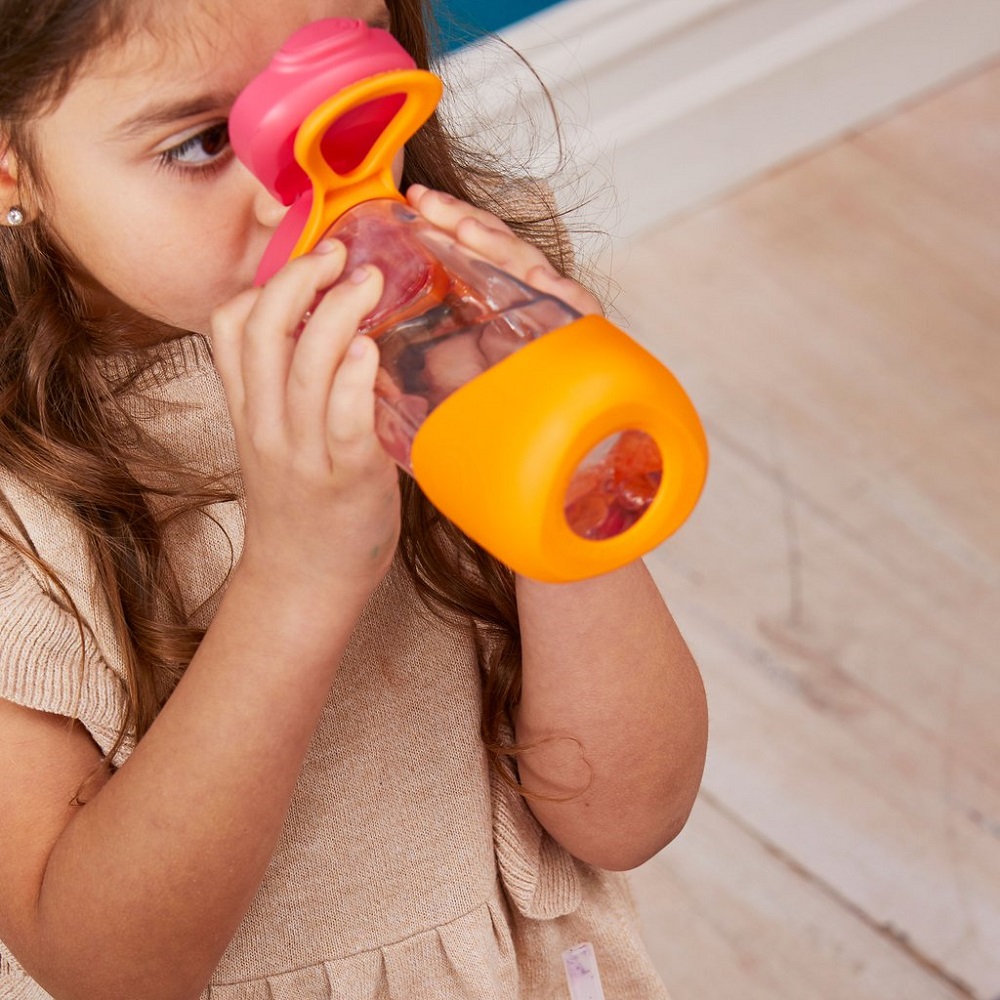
[
  {"x1": 0, "y1": 245, "x2": 399, "y2": 1000},
  {"x1": 513, "y1": 564, "x2": 707, "y2": 871},
  {"x1": 407, "y1": 187, "x2": 708, "y2": 869}
]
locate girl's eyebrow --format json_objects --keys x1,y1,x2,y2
[
  {"x1": 111, "y1": 11, "x2": 393, "y2": 141},
  {"x1": 111, "y1": 92, "x2": 238, "y2": 141}
]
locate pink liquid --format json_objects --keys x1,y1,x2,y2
[
  {"x1": 564, "y1": 430, "x2": 663, "y2": 540},
  {"x1": 330, "y1": 199, "x2": 578, "y2": 463}
]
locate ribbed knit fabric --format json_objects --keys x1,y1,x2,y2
[{"x1": 0, "y1": 334, "x2": 670, "y2": 999}]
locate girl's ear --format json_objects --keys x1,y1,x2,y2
[{"x1": 1, "y1": 145, "x2": 33, "y2": 225}]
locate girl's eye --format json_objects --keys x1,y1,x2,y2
[{"x1": 158, "y1": 122, "x2": 231, "y2": 175}]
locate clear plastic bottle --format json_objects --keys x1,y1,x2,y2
[{"x1": 328, "y1": 198, "x2": 664, "y2": 542}]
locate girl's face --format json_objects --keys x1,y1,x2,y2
[{"x1": 26, "y1": 0, "x2": 392, "y2": 337}]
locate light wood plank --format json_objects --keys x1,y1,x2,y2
[
  {"x1": 852, "y1": 61, "x2": 1000, "y2": 222},
  {"x1": 614, "y1": 62, "x2": 1000, "y2": 998},
  {"x1": 621, "y1": 140, "x2": 1000, "y2": 767},
  {"x1": 637, "y1": 427, "x2": 1000, "y2": 995},
  {"x1": 631, "y1": 795, "x2": 971, "y2": 1000}
]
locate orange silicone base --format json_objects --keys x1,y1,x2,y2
[{"x1": 409, "y1": 315, "x2": 708, "y2": 582}]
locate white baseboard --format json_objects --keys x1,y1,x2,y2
[{"x1": 442, "y1": 0, "x2": 1000, "y2": 244}]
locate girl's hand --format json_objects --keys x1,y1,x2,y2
[
  {"x1": 210, "y1": 242, "x2": 400, "y2": 604},
  {"x1": 405, "y1": 185, "x2": 603, "y2": 317}
]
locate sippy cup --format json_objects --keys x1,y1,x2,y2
[{"x1": 229, "y1": 18, "x2": 708, "y2": 582}]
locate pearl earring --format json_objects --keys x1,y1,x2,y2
[{"x1": 5, "y1": 207, "x2": 25, "y2": 226}]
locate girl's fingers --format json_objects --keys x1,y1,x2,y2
[
  {"x1": 407, "y1": 184, "x2": 513, "y2": 238},
  {"x1": 285, "y1": 265, "x2": 384, "y2": 457},
  {"x1": 454, "y1": 214, "x2": 557, "y2": 282},
  {"x1": 209, "y1": 288, "x2": 259, "y2": 418},
  {"x1": 239, "y1": 241, "x2": 350, "y2": 428},
  {"x1": 408, "y1": 185, "x2": 604, "y2": 316},
  {"x1": 326, "y1": 334, "x2": 382, "y2": 454},
  {"x1": 414, "y1": 185, "x2": 571, "y2": 291},
  {"x1": 519, "y1": 262, "x2": 605, "y2": 317}
]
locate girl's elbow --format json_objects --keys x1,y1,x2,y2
[
  {"x1": 594, "y1": 805, "x2": 698, "y2": 871},
  {"x1": 560, "y1": 785, "x2": 701, "y2": 872}
]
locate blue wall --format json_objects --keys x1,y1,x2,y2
[{"x1": 438, "y1": 0, "x2": 564, "y2": 48}]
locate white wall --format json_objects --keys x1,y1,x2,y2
[{"x1": 443, "y1": 0, "x2": 1000, "y2": 247}]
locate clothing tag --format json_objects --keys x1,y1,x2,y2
[{"x1": 563, "y1": 942, "x2": 606, "y2": 1000}]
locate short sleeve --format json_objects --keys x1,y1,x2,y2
[
  {"x1": 490, "y1": 754, "x2": 582, "y2": 920},
  {"x1": 0, "y1": 539, "x2": 131, "y2": 765}
]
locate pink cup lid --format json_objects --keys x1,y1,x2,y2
[{"x1": 229, "y1": 18, "x2": 417, "y2": 206}]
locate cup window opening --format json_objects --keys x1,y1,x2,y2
[{"x1": 564, "y1": 430, "x2": 663, "y2": 540}]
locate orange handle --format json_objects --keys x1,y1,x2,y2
[{"x1": 289, "y1": 69, "x2": 443, "y2": 260}]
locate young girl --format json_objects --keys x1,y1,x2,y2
[{"x1": 0, "y1": 1, "x2": 708, "y2": 997}]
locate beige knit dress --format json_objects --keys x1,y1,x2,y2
[{"x1": 0, "y1": 334, "x2": 670, "y2": 999}]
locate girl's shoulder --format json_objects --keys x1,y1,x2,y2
[
  {"x1": 0, "y1": 455, "x2": 105, "y2": 588},
  {"x1": 0, "y1": 469, "x2": 131, "y2": 764}
]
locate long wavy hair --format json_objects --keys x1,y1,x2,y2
[{"x1": 0, "y1": 0, "x2": 577, "y2": 771}]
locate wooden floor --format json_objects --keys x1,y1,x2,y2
[{"x1": 613, "y1": 60, "x2": 1000, "y2": 1000}]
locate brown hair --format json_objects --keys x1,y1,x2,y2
[{"x1": 0, "y1": 0, "x2": 577, "y2": 771}]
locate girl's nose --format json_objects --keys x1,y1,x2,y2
[{"x1": 252, "y1": 180, "x2": 288, "y2": 229}]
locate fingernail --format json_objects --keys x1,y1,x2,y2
[
  {"x1": 348, "y1": 335, "x2": 369, "y2": 358},
  {"x1": 314, "y1": 238, "x2": 342, "y2": 254},
  {"x1": 349, "y1": 266, "x2": 372, "y2": 284},
  {"x1": 407, "y1": 183, "x2": 427, "y2": 199}
]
